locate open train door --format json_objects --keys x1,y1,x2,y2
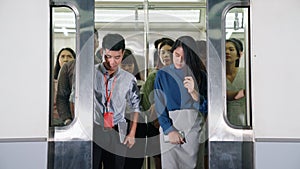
[
  {"x1": 207, "y1": 0, "x2": 254, "y2": 169},
  {"x1": 48, "y1": 0, "x2": 94, "y2": 168}
]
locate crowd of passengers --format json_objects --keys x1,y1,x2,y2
[{"x1": 52, "y1": 29, "x2": 245, "y2": 169}]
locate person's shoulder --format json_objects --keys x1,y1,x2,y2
[
  {"x1": 155, "y1": 66, "x2": 174, "y2": 81},
  {"x1": 119, "y1": 68, "x2": 135, "y2": 79},
  {"x1": 157, "y1": 65, "x2": 172, "y2": 74},
  {"x1": 238, "y1": 67, "x2": 245, "y2": 73},
  {"x1": 94, "y1": 63, "x2": 105, "y2": 74},
  {"x1": 147, "y1": 69, "x2": 158, "y2": 78},
  {"x1": 148, "y1": 68, "x2": 158, "y2": 74},
  {"x1": 236, "y1": 67, "x2": 245, "y2": 79}
]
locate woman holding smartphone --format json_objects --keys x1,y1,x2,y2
[{"x1": 154, "y1": 36, "x2": 207, "y2": 169}]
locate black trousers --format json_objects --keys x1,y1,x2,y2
[
  {"x1": 93, "y1": 124, "x2": 127, "y2": 169},
  {"x1": 124, "y1": 122, "x2": 147, "y2": 169}
]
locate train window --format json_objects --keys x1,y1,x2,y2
[
  {"x1": 51, "y1": 7, "x2": 76, "y2": 127},
  {"x1": 225, "y1": 7, "x2": 251, "y2": 128}
]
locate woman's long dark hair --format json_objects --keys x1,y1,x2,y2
[
  {"x1": 171, "y1": 36, "x2": 207, "y2": 97},
  {"x1": 54, "y1": 47, "x2": 76, "y2": 80}
]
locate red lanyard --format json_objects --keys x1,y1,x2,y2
[{"x1": 104, "y1": 75, "x2": 117, "y2": 112}]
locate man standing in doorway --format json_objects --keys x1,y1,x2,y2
[{"x1": 93, "y1": 33, "x2": 141, "y2": 169}]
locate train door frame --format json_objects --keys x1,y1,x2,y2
[
  {"x1": 49, "y1": 0, "x2": 254, "y2": 168},
  {"x1": 49, "y1": 0, "x2": 94, "y2": 168},
  {"x1": 207, "y1": 0, "x2": 253, "y2": 169}
]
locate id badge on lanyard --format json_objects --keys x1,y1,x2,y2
[{"x1": 104, "y1": 75, "x2": 117, "y2": 128}]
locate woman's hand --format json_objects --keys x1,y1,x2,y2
[
  {"x1": 183, "y1": 76, "x2": 195, "y2": 93},
  {"x1": 184, "y1": 76, "x2": 199, "y2": 101},
  {"x1": 227, "y1": 89, "x2": 245, "y2": 101},
  {"x1": 234, "y1": 89, "x2": 245, "y2": 100},
  {"x1": 168, "y1": 131, "x2": 185, "y2": 144}
]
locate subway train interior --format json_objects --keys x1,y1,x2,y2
[{"x1": 1, "y1": 0, "x2": 300, "y2": 169}]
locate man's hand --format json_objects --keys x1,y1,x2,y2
[{"x1": 124, "y1": 135, "x2": 135, "y2": 148}]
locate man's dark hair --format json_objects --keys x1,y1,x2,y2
[{"x1": 102, "y1": 33, "x2": 125, "y2": 51}]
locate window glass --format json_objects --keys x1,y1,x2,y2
[
  {"x1": 51, "y1": 7, "x2": 76, "y2": 127},
  {"x1": 225, "y1": 7, "x2": 251, "y2": 127}
]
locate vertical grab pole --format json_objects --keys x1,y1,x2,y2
[{"x1": 143, "y1": 1, "x2": 150, "y2": 169}]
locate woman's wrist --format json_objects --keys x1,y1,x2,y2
[{"x1": 190, "y1": 89, "x2": 199, "y2": 101}]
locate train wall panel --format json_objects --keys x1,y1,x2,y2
[
  {"x1": 0, "y1": 0, "x2": 49, "y2": 138},
  {"x1": 252, "y1": 0, "x2": 300, "y2": 138},
  {"x1": 0, "y1": 142, "x2": 47, "y2": 169},
  {"x1": 255, "y1": 142, "x2": 300, "y2": 169}
]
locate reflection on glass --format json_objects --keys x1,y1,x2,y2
[
  {"x1": 225, "y1": 7, "x2": 250, "y2": 127},
  {"x1": 51, "y1": 7, "x2": 76, "y2": 127}
]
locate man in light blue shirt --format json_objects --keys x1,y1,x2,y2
[
  {"x1": 69, "y1": 33, "x2": 140, "y2": 169},
  {"x1": 93, "y1": 33, "x2": 140, "y2": 169}
]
